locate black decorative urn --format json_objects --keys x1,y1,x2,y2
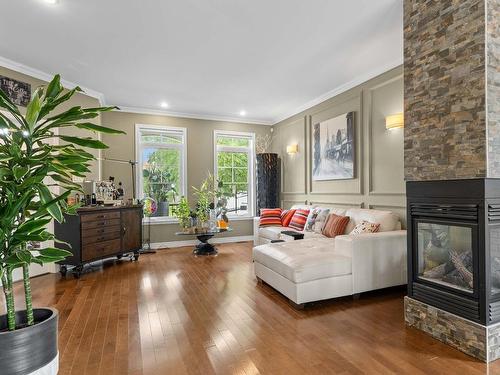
[{"x1": 256, "y1": 153, "x2": 279, "y2": 213}]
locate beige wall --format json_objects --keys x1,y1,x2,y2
[
  {"x1": 272, "y1": 66, "x2": 406, "y2": 227},
  {"x1": 100, "y1": 111, "x2": 271, "y2": 243},
  {"x1": 0, "y1": 66, "x2": 102, "y2": 180}
]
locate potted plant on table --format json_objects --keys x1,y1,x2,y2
[{"x1": 0, "y1": 75, "x2": 124, "y2": 375}]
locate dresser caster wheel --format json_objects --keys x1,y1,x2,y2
[
  {"x1": 59, "y1": 265, "x2": 67, "y2": 277},
  {"x1": 73, "y1": 265, "x2": 83, "y2": 279}
]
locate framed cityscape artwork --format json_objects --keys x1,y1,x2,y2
[{"x1": 312, "y1": 111, "x2": 355, "y2": 180}]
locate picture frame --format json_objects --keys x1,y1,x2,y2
[{"x1": 311, "y1": 111, "x2": 355, "y2": 181}]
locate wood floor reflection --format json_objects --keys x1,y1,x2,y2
[{"x1": 5, "y1": 241, "x2": 499, "y2": 374}]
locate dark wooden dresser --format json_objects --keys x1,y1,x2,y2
[{"x1": 55, "y1": 205, "x2": 143, "y2": 278}]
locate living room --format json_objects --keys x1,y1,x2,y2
[{"x1": 0, "y1": 0, "x2": 499, "y2": 374}]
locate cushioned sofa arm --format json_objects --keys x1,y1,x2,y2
[
  {"x1": 334, "y1": 230, "x2": 407, "y2": 293},
  {"x1": 253, "y1": 217, "x2": 261, "y2": 245}
]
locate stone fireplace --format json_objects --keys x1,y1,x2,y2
[
  {"x1": 403, "y1": 0, "x2": 500, "y2": 362},
  {"x1": 407, "y1": 179, "x2": 500, "y2": 326}
]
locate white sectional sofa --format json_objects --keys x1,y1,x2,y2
[{"x1": 252, "y1": 205, "x2": 407, "y2": 307}]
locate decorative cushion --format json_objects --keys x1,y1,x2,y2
[
  {"x1": 322, "y1": 214, "x2": 350, "y2": 238},
  {"x1": 350, "y1": 220, "x2": 380, "y2": 235},
  {"x1": 304, "y1": 208, "x2": 331, "y2": 232},
  {"x1": 259, "y1": 208, "x2": 283, "y2": 227},
  {"x1": 288, "y1": 209, "x2": 310, "y2": 231},
  {"x1": 281, "y1": 209, "x2": 296, "y2": 227}
]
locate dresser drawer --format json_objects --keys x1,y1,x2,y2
[
  {"x1": 81, "y1": 229, "x2": 121, "y2": 246},
  {"x1": 80, "y1": 211, "x2": 121, "y2": 223},
  {"x1": 81, "y1": 239, "x2": 121, "y2": 261},
  {"x1": 82, "y1": 225, "x2": 122, "y2": 239},
  {"x1": 81, "y1": 218, "x2": 121, "y2": 230}
]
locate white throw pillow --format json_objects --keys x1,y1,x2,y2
[
  {"x1": 304, "y1": 208, "x2": 330, "y2": 232},
  {"x1": 350, "y1": 220, "x2": 380, "y2": 235}
]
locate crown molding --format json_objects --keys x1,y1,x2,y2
[
  {"x1": 0, "y1": 55, "x2": 106, "y2": 105},
  {"x1": 272, "y1": 59, "x2": 403, "y2": 124},
  {"x1": 116, "y1": 106, "x2": 273, "y2": 126}
]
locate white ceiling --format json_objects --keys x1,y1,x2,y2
[{"x1": 0, "y1": 0, "x2": 403, "y2": 124}]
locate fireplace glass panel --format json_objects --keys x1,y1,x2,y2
[
  {"x1": 417, "y1": 222, "x2": 473, "y2": 293},
  {"x1": 491, "y1": 226, "x2": 500, "y2": 295}
]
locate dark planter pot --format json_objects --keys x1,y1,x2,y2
[
  {"x1": 0, "y1": 308, "x2": 58, "y2": 375},
  {"x1": 157, "y1": 201, "x2": 169, "y2": 217},
  {"x1": 256, "y1": 153, "x2": 280, "y2": 213}
]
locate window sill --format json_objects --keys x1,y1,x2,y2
[
  {"x1": 225, "y1": 216, "x2": 254, "y2": 221},
  {"x1": 142, "y1": 217, "x2": 179, "y2": 225},
  {"x1": 142, "y1": 216, "x2": 254, "y2": 225}
]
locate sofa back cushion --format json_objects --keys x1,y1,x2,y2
[
  {"x1": 259, "y1": 208, "x2": 283, "y2": 227},
  {"x1": 281, "y1": 209, "x2": 296, "y2": 227},
  {"x1": 322, "y1": 214, "x2": 350, "y2": 238},
  {"x1": 288, "y1": 209, "x2": 310, "y2": 231},
  {"x1": 344, "y1": 208, "x2": 400, "y2": 233}
]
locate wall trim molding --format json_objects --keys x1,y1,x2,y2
[
  {"x1": 273, "y1": 60, "x2": 403, "y2": 124},
  {"x1": 308, "y1": 94, "x2": 364, "y2": 195},
  {"x1": 0, "y1": 55, "x2": 106, "y2": 105},
  {"x1": 118, "y1": 106, "x2": 273, "y2": 126},
  {"x1": 150, "y1": 235, "x2": 254, "y2": 249},
  {"x1": 309, "y1": 201, "x2": 364, "y2": 208},
  {"x1": 367, "y1": 74, "x2": 406, "y2": 196}
]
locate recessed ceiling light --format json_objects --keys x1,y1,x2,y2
[
  {"x1": 160, "y1": 102, "x2": 168, "y2": 108},
  {"x1": 44, "y1": 0, "x2": 59, "y2": 4},
  {"x1": 239, "y1": 110, "x2": 247, "y2": 116}
]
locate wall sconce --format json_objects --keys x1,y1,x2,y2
[
  {"x1": 286, "y1": 144, "x2": 299, "y2": 154},
  {"x1": 385, "y1": 113, "x2": 404, "y2": 130}
]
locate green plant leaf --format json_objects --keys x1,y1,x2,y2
[
  {"x1": 75, "y1": 122, "x2": 125, "y2": 134},
  {"x1": 45, "y1": 74, "x2": 63, "y2": 99},
  {"x1": 12, "y1": 165, "x2": 29, "y2": 181},
  {"x1": 17, "y1": 250, "x2": 32, "y2": 264},
  {"x1": 38, "y1": 248, "x2": 72, "y2": 258},
  {"x1": 59, "y1": 136, "x2": 109, "y2": 149},
  {"x1": 16, "y1": 218, "x2": 52, "y2": 235},
  {"x1": 25, "y1": 87, "x2": 43, "y2": 130},
  {"x1": 34, "y1": 255, "x2": 64, "y2": 264},
  {"x1": 37, "y1": 184, "x2": 64, "y2": 223},
  {"x1": 3, "y1": 254, "x2": 23, "y2": 267}
]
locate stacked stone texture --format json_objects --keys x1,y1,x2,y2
[
  {"x1": 404, "y1": 0, "x2": 487, "y2": 180},
  {"x1": 487, "y1": 0, "x2": 500, "y2": 177}
]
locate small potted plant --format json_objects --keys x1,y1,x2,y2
[
  {"x1": 0, "y1": 75, "x2": 124, "y2": 375},
  {"x1": 174, "y1": 196, "x2": 191, "y2": 232}
]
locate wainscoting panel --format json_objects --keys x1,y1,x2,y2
[
  {"x1": 367, "y1": 75, "x2": 405, "y2": 196},
  {"x1": 273, "y1": 66, "x2": 407, "y2": 226}
]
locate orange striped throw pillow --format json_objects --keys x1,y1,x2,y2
[
  {"x1": 281, "y1": 209, "x2": 296, "y2": 227},
  {"x1": 259, "y1": 208, "x2": 283, "y2": 227},
  {"x1": 322, "y1": 214, "x2": 350, "y2": 238},
  {"x1": 288, "y1": 209, "x2": 310, "y2": 231}
]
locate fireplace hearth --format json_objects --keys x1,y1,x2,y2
[{"x1": 407, "y1": 179, "x2": 500, "y2": 326}]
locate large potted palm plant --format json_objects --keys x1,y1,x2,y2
[{"x1": 0, "y1": 75, "x2": 124, "y2": 375}]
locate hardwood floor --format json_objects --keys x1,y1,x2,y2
[{"x1": 4, "y1": 241, "x2": 499, "y2": 374}]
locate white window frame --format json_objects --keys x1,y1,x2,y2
[
  {"x1": 135, "y1": 124, "x2": 187, "y2": 223},
  {"x1": 213, "y1": 129, "x2": 255, "y2": 219}
]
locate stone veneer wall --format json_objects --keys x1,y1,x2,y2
[
  {"x1": 405, "y1": 297, "x2": 500, "y2": 362},
  {"x1": 487, "y1": 0, "x2": 500, "y2": 177},
  {"x1": 404, "y1": 0, "x2": 487, "y2": 180}
]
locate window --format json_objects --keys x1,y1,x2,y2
[
  {"x1": 136, "y1": 124, "x2": 187, "y2": 219},
  {"x1": 214, "y1": 130, "x2": 255, "y2": 218}
]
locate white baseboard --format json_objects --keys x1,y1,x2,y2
[{"x1": 150, "y1": 235, "x2": 254, "y2": 249}]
